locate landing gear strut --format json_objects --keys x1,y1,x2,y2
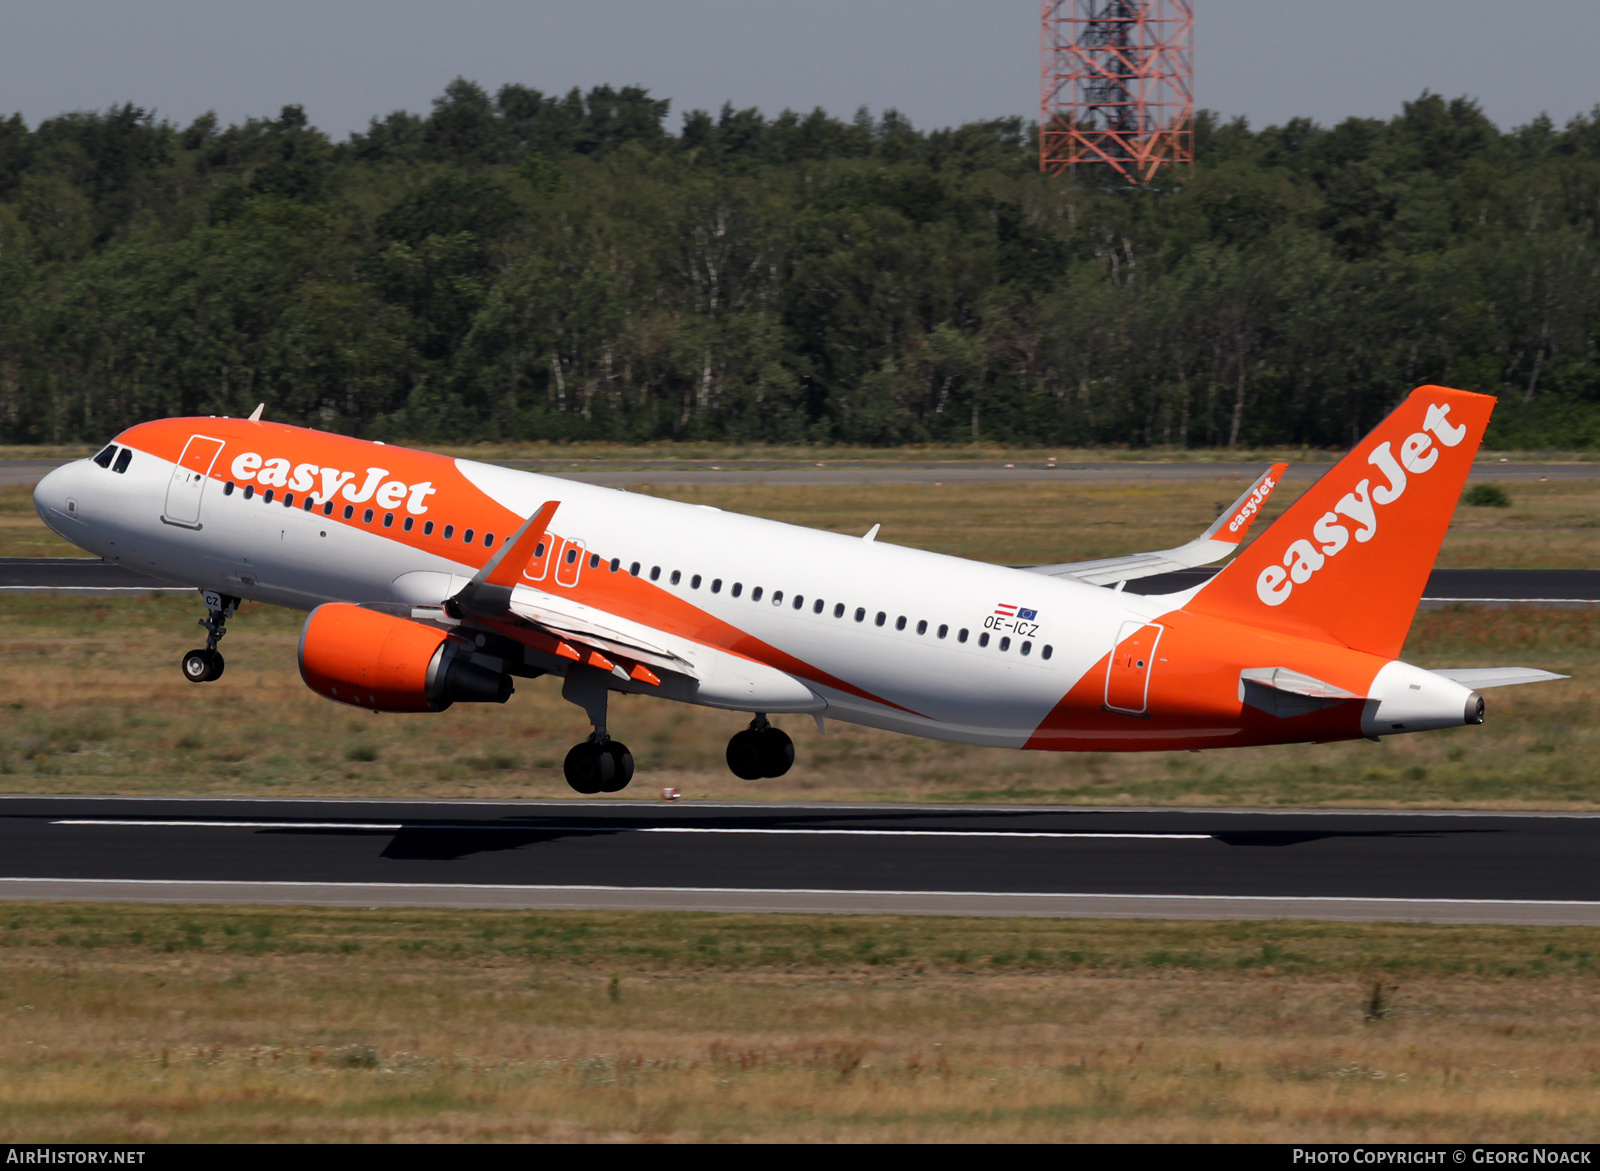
[
  {"x1": 560, "y1": 664, "x2": 634, "y2": 794},
  {"x1": 726, "y1": 715, "x2": 794, "y2": 780},
  {"x1": 180, "y1": 590, "x2": 238, "y2": 684}
]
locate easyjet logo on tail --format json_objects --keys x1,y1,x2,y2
[
  {"x1": 228, "y1": 452, "x2": 437, "y2": 515},
  {"x1": 1256, "y1": 403, "x2": 1468, "y2": 607}
]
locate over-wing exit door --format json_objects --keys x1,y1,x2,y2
[
  {"x1": 1104, "y1": 621, "x2": 1163, "y2": 715},
  {"x1": 162, "y1": 435, "x2": 225, "y2": 528}
]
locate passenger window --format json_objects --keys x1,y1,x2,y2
[
  {"x1": 113, "y1": 448, "x2": 132, "y2": 474},
  {"x1": 564, "y1": 547, "x2": 577, "y2": 564},
  {"x1": 343, "y1": 503, "x2": 353, "y2": 519},
  {"x1": 283, "y1": 493, "x2": 294, "y2": 507},
  {"x1": 303, "y1": 497, "x2": 314, "y2": 512},
  {"x1": 425, "y1": 520, "x2": 434, "y2": 535},
  {"x1": 979, "y1": 632, "x2": 990, "y2": 647},
  {"x1": 383, "y1": 513, "x2": 394, "y2": 528},
  {"x1": 244, "y1": 484, "x2": 255, "y2": 500},
  {"x1": 534, "y1": 541, "x2": 545, "y2": 557},
  {"x1": 587, "y1": 552, "x2": 599, "y2": 569},
  {"x1": 223, "y1": 481, "x2": 234, "y2": 496},
  {"x1": 691, "y1": 575, "x2": 702, "y2": 589},
  {"x1": 610, "y1": 557, "x2": 620, "y2": 572},
  {"x1": 363, "y1": 508, "x2": 374, "y2": 523},
  {"x1": 670, "y1": 570, "x2": 681, "y2": 585},
  {"x1": 650, "y1": 567, "x2": 661, "y2": 581},
  {"x1": 263, "y1": 489, "x2": 275, "y2": 504},
  {"x1": 999, "y1": 636, "x2": 1010, "y2": 651},
  {"x1": 731, "y1": 583, "x2": 742, "y2": 598},
  {"x1": 874, "y1": 612, "x2": 886, "y2": 627},
  {"x1": 772, "y1": 591, "x2": 784, "y2": 606},
  {"x1": 324, "y1": 501, "x2": 335, "y2": 516},
  {"x1": 1042, "y1": 645, "x2": 1053, "y2": 660},
  {"x1": 752, "y1": 587, "x2": 763, "y2": 601},
  {"x1": 958, "y1": 629, "x2": 969, "y2": 643},
  {"x1": 465, "y1": 529, "x2": 476, "y2": 544},
  {"x1": 630, "y1": 562, "x2": 641, "y2": 577},
  {"x1": 711, "y1": 579, "x2": 722, "y2": 593},
  {"x1": 486, "y1": 533, "x2": 495, "y2": 547},
  {"x1": 403, "y1": 517, "x2": 414, "y2": 531},
  {"x1": 813, "y1": 599, "x2": 824, "y2": 614},
  {"x1": 834, "y1": 603, "x2": 845, "y2": 618},
  {"x1": 793, "y1": 595, "x2": 804, "y2": 610},
  {"x1": 1021, "y1": 641, "x2": 1032, "y2": 656},
  {"x1": 938, "y1": 624, "x2": 948, "y2": 639},
  {"x1": 895, "y1": 616, "x2": 906, "y2": 631},
  {"x1": 444, "y1": 523, "x2": 454, "y2": 539},
  {"x1": 855, "y1": 608, "x2": 865, "y2": 622},
  {"x1": 916, "y1": 620, "x2": 927, "y2": 635},
  {"x1": 93, "y1": 445, "x2": 116, "y2": 468}
]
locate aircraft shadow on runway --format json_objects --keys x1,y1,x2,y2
[{"x1": 251, "y1": 821, "x2": 1498, "y2": 862}]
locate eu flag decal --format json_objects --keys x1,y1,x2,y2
[{"x1": 1018, "y1": 607, "x2": 1038, "y2": 621}]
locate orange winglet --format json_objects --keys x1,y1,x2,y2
[
  {"x1": 555, "y1": 640, "x2": 581, "y2": 661},
  {"x1": 480, "y1": 500, "x2": 560, "y2": 589},
  {"x1": 585, "y1": 649, "x2": 615, "y2": 671},
  {"x1": 629, "y1": 663, "x2": 661, "y2": 686}
]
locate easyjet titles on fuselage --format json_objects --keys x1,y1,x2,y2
[{"x1": 228, "y1": 451, "x2": 438, "y2": 515}]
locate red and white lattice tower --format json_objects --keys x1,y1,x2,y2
[{"x1": 1040, "y1": 0, "x2": 1194, "y2": 184}]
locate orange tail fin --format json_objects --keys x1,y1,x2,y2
[{"x1": 1188, "y1": 386, "x2": 1496, "y2": 657}]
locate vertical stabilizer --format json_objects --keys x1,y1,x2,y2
[{"x1": 1188, "y1": 386, "x2": 1496, "y2": 658}]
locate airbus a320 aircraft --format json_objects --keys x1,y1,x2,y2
[{"x1": 33, "y1": 385, "x2": 1562, "y2": 793}]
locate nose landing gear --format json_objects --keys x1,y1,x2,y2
[
  {"x1": 180, "y1": 590, "x2": 238, "y2": 684},
  {"x1": 726, "y1": 715, "x2": 794, "y2": 780}
]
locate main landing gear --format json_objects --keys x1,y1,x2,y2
[
  {"x1": 180, "y1": 590, "x2": 239, "y2": 684},
  {"x1": 560, "y1": 665, "x2": 634, "y2": 795},
  {"x1": 726, "y1": 715, "x2": 794, "y2": 781}
]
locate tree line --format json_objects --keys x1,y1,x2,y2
[{"x1": 1, "y1": 79, "x2": 1598, "y2": 448}]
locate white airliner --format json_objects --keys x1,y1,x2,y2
[{"x1": 32, "y1": 385, "x2": 1561, "y2": 793}]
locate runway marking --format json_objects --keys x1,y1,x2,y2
[
  {"x1": 2, "y1": 876, "x2": 1599, "y2": 908},
  {"x1": 49, "y1": 819, "x2": 1209, "y2": 840}
]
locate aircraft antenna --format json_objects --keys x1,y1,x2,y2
[{"x1": 1039, "y1": 0, "x2": 1194, "y2": 185}]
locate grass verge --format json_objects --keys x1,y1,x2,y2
[{"x1": 1, "y1": 904, "x2": 1598, "y2": 1142}]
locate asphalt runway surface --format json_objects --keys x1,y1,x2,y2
[
  {"x1": 3, "y1": 797, "x2": 1600, "y2": 925},
  {"x1": 3, "y1": 557, "x2": 1597, "y2": 604},
  {"x1": 7, "y1": 458, "x2": 1600, "y2": 488}
]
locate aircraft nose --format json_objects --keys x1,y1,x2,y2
[{"x1": 33, "y1": 461, "x2": 83, "y2": 532}]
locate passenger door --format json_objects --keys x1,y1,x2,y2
[
  {"x1": 1104, "y1": 621, "x2": 1163, "y2": 715},
  {"x1": 162, "y1": 435, "x2": 225, "y2": 529},
  {"x1": 553, "y1": 537, "x2": 586, "y2": 588}
]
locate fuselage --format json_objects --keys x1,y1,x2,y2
[{"x1": 32, "y1": 415, "x2": 1471, "y2": 752}]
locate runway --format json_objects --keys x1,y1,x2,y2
[
  {"x1": 5, "y1": 797, "x2": 1600, "y2": 925},
  {"x1": 4, "y1": 557, "x2": 1598, "y2": 604}
]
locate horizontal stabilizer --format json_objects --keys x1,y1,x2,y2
[
  {"x1": 1239, "y1": 666, "x2": 1360, "y2": 719},
  {"x1": 1025, "y1": 463, "x2": 1287, "y2": 587},
  {"x1": 1431, "y1": 667, "x2": 1568, "y2": 689}
]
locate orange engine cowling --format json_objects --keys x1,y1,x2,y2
[{"x1": 298, "y1": 603, "x2": 513, "y2": 713}]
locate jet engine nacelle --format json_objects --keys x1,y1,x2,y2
[{"x1": 298, "y1": 603, "x2": 512, "y2": 712}]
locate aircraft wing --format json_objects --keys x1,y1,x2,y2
[
  {"x1": 1022, "y1": 463, "x2": 1287, "y2": 588},
  {"x1": 444, "y1": 501, "x2": 695, "y2": 687}
]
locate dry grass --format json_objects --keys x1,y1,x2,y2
[
  {"x1": 1, "y1": 904, "x2": 1598, "y2": 1142},
  {"x1": 0, "y1": 596, "x2": 1594, "y2": 808}
]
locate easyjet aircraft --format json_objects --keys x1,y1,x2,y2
[{"x1": 33, "y1": 385, "x2": 1562, "y2": 793}]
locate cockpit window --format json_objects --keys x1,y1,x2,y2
[
  {"x1": 93, "y1": 445, "x2": 116, "y2": 468},
  {"x1": 112, "y1": 448, "x2": 132, "y2": 474}
]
